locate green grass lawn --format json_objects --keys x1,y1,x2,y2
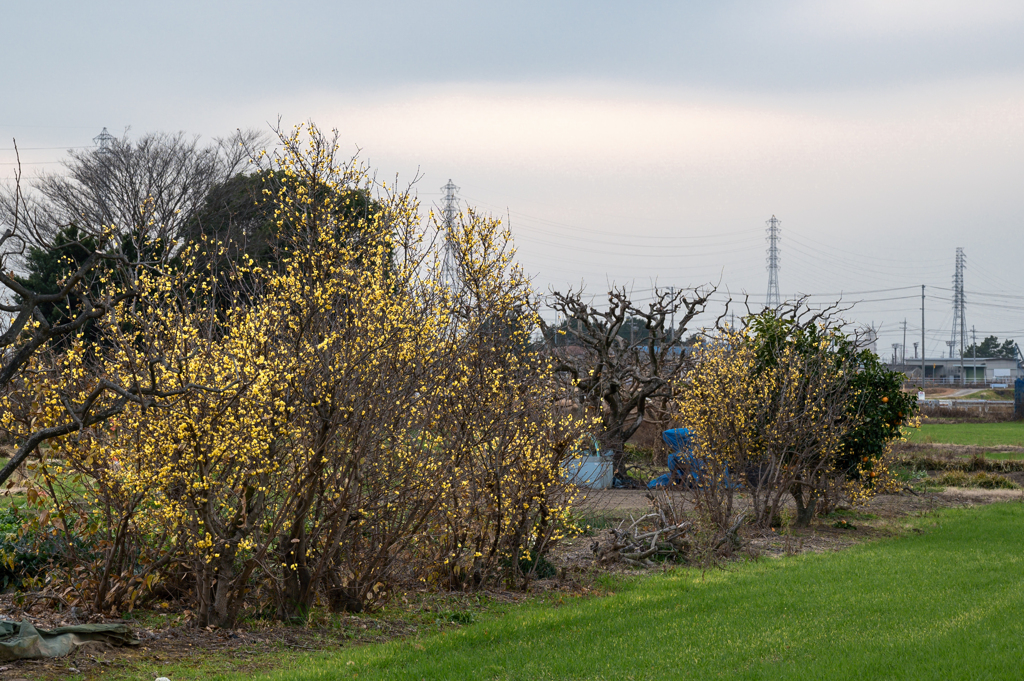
[
  {"x1": 957, "y1": 389, "x2": 1014, "y2": 401},
  {"x1": 196, "y1": 503, "x2": 1024, "y2": 681},
  {"x1": 903, "y1": 422, "x2": 1024, "y2": 447},
  {"x1": 972, "y1": 451, "x2": 1024, "y2": 461}
]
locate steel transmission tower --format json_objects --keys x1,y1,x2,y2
[
  {"x1": 950, "y1": 248, "x2": 966, "y2": 359},
  {"x1": 765, "y1": 215, "x2": 781, "y2": 308},
  {"x1": 93, "y1": 127, "x2": 115, "y2": 153},
  {"x1": 440, "y1": 179, "x2": 460, "y2": 286}
]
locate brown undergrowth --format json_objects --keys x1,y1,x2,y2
[
  {"x1": 0, "y1": 587, "x2": 599, "y2": 680},
  {"x1": 551, "y1": 484, "x2": 1023, "y2": 575}
]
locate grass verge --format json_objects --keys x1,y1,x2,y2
[
  {"x1": 903, "y1": 422, "x2": 1024, "y2": 447},
  {"x1": 189, "y1": 502, "x2": 1024, "y2": 681},
  {"x1": 968, "y1": 450, "x2": 1024, "y2": 461},
  {"x1": 958, "y1": 389, "x2": 1014, "y2": 401}
]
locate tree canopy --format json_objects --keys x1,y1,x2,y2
[
  {"x1": 0, "y1": 130, "x2": 263, "y2": 250},
  {"x1": 963, "y1": 335, "x2": 1019, "y2": 360}
]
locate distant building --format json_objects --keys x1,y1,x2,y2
[{"x1": 894, "y1": 357, "x2": 1022, "y2": 383}]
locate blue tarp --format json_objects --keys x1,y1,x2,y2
[
  {"x1": 661, "y1": 428, "x2": 692, "y2": 452},
  {"x1": 648, "y1": 429, "x2": 706, "y2": 489},
  {"x1": 648, "y1": 428, "x2": 738, "y2": 489}
]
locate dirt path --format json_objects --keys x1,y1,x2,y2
[
  {"x1": 577, "y1": 486, "x2": 1024, "y2": 518},
  {"x1": 548, "y1": 485, "x2": 1024, "y2": 578},
  {"x1": 946, "y1": 388, "x2": 984, "y2": 398}
]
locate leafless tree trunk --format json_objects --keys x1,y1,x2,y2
[{"x1": 540, "y1": 285, "x2": 716, "y2": 481}]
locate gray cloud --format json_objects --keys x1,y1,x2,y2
[{"x1": 6, "y1": 0, "x2": 1024, "y2": 108}]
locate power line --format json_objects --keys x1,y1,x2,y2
[
  {"x1": 512, "y1": 233, "x2": 763, "y2": 258},
  {"x1": 786, "y1": 231, "x2": 953, "y2": 262},
  {"x1": 461, "y1": 193, "x2": 762, "y2": 241},
  {"x1": 933, "y1": 287, "x2": 1024, "y2": 301},
  {"x1": 0, "y1": 145, "x2": 92, "y2": 151},
  {"x1": 510, "y1": 221, "x2": 761, "y2": 250}
]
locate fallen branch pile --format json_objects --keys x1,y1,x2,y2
[
  {"x1": 593, "y1": 512, "x2": 692, "y2": 568},
  {"x1": 591, "y1": 493, "x2": 746, "y2": 568}
]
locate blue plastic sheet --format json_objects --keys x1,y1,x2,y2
[
  {"x1": 648, "y1": 428, "x2": 738, "y2": 489},
  {"x1": 661, "y1": 428, "x2": 692, "y2": 451},
  {"x1": 649, "y1": 429, "x2": 704, "y2": 489}
]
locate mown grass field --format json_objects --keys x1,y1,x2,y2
[
  {"x1": 959, "y1": 388, "x2": 1014, "y2": 401},
  {"x1": 191, "y1": 503, "x2": 1024, "y2": 681},
  {"x1": 903, "y1": 421, "x2": 1024, "y2": 447},
  {"x1": 966, "y1": 450, "x2": 1024, "y2": 461}
]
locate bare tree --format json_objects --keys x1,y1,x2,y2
[
  {"x1": 540, "y1": 285, "x2": 715, "y2": 481},
  {"x1": 0, "y1": 129, "x2": 265, "y2": 249}
]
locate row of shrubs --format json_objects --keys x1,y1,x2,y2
[
  {"x1": 0, "y1": 128, "x2": 585, "y2": 628},
  {"x1": 0, "y1": 505, "x2": 78, "y2": 593},
  {"x1": 916, "y1": 404, "x2": 1013, "y2": 423}
]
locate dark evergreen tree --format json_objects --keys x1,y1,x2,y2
[
  {"x1": 963, "y1": 335, "x2": 1018, "y2": 360},
  {"x1": 15, "y1": 225, "x2": 101, "y2": 333}
]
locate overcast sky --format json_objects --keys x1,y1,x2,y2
[{"x1": 4, "y1": 1, "x2": 1024, "y2": 359}]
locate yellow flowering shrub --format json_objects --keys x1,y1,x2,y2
[
  {"x1": 13, "y1": 124, "x2": 583, "y2": 627},
  {"x1": 677, "y1": 323, "x2": 858, "y2": 529}
]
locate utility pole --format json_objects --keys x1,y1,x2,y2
[
  {"x1": 765, "y1": 216, "x2": 781, "y2": 308},
  {"x1": 921, "y1": 285, "x2": 926, "y2": 384},
  {"x1": 669, "y1": 286, "x2": 675, "y2": 344},
  {"x1": 901, "y1": 319, "x2": 907, "y2": 365},
  {"x1": 93, "y1": 127, "x2": 115, "y2": 154},
  {"x1": 440, "y1": 179, "x2": 460, "y2": 288},
  {"x1": 972, "y1": 326, "x2": 978, "y2": 385},
  {"x1": 93, "y1": 128, "x2": 115, "y2": 185}
]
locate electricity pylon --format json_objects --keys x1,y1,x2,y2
[{"x1": 765, "y1": 215, "x2": 781, "y2": 308}]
